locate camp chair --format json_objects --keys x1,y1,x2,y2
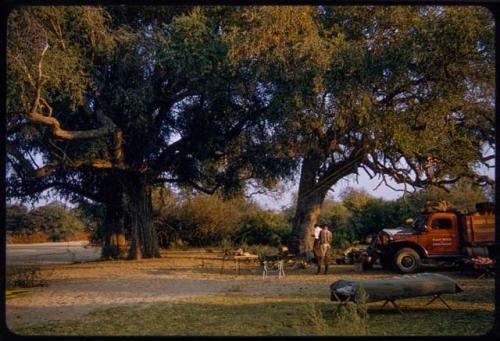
[{"x1": 260, "y1": 254, "x2": 285, "y2": 279}]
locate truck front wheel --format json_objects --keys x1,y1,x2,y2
[{"x1": 393, "y1": 248, "x2": 421, "y2": 273}]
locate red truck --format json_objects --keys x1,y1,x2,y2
[{"x1": 366, "y1": 202, "x2": 495, "y2": 273}]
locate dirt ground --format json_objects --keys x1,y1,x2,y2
[{"x1": 6, "y1": 249, "x2": 495, "y2": 331}]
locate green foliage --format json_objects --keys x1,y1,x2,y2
[
  {"x1": 404, "y1": 178, "x2": 489, "y2": 213},
  {"x1": 153, "y1": 186, "x2": 292, "y2": 248},
  {"x1": 76, "y1": 201, "x2": 106, "y2": 244},
  {"x1": 177, "y1": 194, "x2": 245, "y2": 246},
  {"x1": 246, "y1": 244, "x2": 280, "y2": 258},
  {"x1": 307, "y1": 303, "x2": 330, "y2": 335},
  {"x1": 7, "y1": 7, "x2": 116, "y2": 112},
  {"x1": 7, "y1": 7, "x2": 297, "y2": 247},
  {"x1": 6, "y1": 204, "x2": 29, "y2": 232},
  {"x1": 7, "y1": 175, "x2": 489, "y2": 250},
  {"x1": 337, "y1": 188, "x2": 412, "y2": 239},
  {"x1": 229, "y1": 6, "x2": 494, "y2": 246},
  {"x1": 218, "y1": 237, "x2": 233, "y2": 252},
  {"x1": 235, "y1": 210, "x2": 291, "y2": 247},
  {"x1": 7, "y1": 202, "x2": 87, "y2": 242},
  {"x1": 332, "y1": 287, "x2": 369, "y2": 336},
  {"x1": 154, "y1": 188, "x2": 252, "y2": 246}
]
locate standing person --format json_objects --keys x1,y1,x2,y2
[
  {"x1": 317, "y1": 224, "x2": 333, "y2": 274},
  {"x1": 313, "y1": 224, "x2": 322, "y2": 264}
]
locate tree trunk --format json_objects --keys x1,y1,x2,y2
[
  {"x1": 289, "y1": 148, "x2": 365, "y2": 256},
  {"x1": 102, "y1": 200, "x2": 128, "y2": 259},
  {"x1": 126, "y1": 176, "x2": 159, "y2": 259},
  {"x1": 101, "y1": 178, "x2": 128, "y2": 259},
  {"x1": 289, "y1": 156, "x2": 328, "y2": 256}
]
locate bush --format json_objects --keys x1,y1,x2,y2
[
  {"x1": 246, "y1": 244, "x2": 280, "y2": 257},
  {"x1": 235, "y1": 210, "x2": 291, "y2": 247},
  {"x1": 331, "y1": 287, "x2": 369, "y2": 336},
  {"x1": 308, "y1": 304, "x2": 330, "y2": 335},
  {"x1": 76, "y1": 202, "x2": 105, "y2": 245},
  {"x1": 155, "y1": 191, "x2": 253, "y2": 247},
  {"x1": 6, "y1": 202, "x2": 89, "y2": 243},
  {"x1": 6, "y1": 265, "x2": 48, "y2": 289},
  {"x1": 7, "y1": 233, "x2": 51, "y2": 244}
]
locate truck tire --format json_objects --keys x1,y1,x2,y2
[{"x1": 393, "y1": 248, "x2": 421, "y2": 273}]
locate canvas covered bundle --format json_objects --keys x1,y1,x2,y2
[{"x1": 330, "y1": 273, "x2": 463, "y2": 303}]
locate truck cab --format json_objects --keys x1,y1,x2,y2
[{"x1": 404, "y1": 212, "x2": 460, "y2": 256}]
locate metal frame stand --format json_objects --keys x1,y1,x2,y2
[
  {"x1": 380, "y1": 299, "x2": 404, "y2": 314},
  {"x1": 425, "y1": 294, "x2": 452, "y2": 310}
]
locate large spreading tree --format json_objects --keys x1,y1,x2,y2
[
  {"x1": 6, "y1": 6, "x2": 295, "y2": 259},
  {"x1": 228, "y1": 6, "x2": 495, "y2": 255}
]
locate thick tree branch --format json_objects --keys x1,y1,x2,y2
[
  {"x1": 27, "y1": 109, "x2": 117, "y2": 140},
  {"x1": 25, "y1": 44, "x2": 118, "y2": 140}
]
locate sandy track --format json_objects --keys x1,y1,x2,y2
[{"x1": 7, "y1": 241, "x2": 101, "y2": 265}]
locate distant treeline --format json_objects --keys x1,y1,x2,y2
[
  {"x1": 7, "y1": 178, "x2": 490, "y2": 247},
  {"x1": 6, "y1": 202, "x2": 92, "y2": 243}
]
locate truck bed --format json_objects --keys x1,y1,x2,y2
[{"x1": 461, "y1": 214, "x2": 495, "y2": 245}]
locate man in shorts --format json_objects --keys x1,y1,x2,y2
[{"x1": 317, "y1": 224, "x2": 333, "y2": 274}]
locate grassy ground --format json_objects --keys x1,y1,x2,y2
[
  {"x1": 12, "y1": 280, "x2": 494, "y2": 336},
  {"x1": 7, "y1": 249, "x2": 495, "y2": 336},
  {"x1": 13, "y1": 292, "x2": 494, "y2": 336}
]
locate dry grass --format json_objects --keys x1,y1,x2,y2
[
  {"x1": 6, "y1": 265, "x2": 49, "y2": 289},
  {"x1": 7, "y1": 248, "x2": 495, "y2": 336},
  {"x1": 12, "y1": 292, "x2": 494, "y2": 336},
  {"x1": 8, "y1": 233, "x2": 51, "y2": 244},
  {"x1": 6, "y1": 290, "x2": 32, "y2": 299}
]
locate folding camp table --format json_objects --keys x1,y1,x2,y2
[{"x1": 220, "y1": 254, "x2": 259, "y2": 275}]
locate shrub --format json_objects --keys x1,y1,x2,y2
[
  {"x1": 331, "y1": 287, "x2": 369, "y2": 336},
  {"x1": 6, "y1": 265, "x2": 48, "y2": 289},
  {"x1": 6, "y1": 202, "x2": 89, "y2": 243},
  {"x1": 155, "y1": 191, "x2": 253, "y2": 247},
  {"x1": 218, "y1": 237, "x2": 233, "y2": 252},
  {"x1": 7, "y1": 233, "x2": 51, "y2": 244},
  {"x1": 153, "y1": 188, "x2": 295, "y2": 248},
  {"x1": 235, "y1": 210, "x2": 291, "y2": 247},
  {"x1": 246, "y1": 244, "x2": 280, "y2": 257},
  {"x1": 308, "y1": 303, "x2": 330, "y2": 335}
]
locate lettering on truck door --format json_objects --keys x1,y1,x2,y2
[{"x1": 426, "y1": 213, "x2": 459, "y2": 255}]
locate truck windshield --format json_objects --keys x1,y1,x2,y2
[{"x1": 413, "y1": 215, "x2": 427, "y2": 231}]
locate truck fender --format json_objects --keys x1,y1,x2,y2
[{"x1": 387, "y1": 241, "x2": 428, "y2": 259}]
